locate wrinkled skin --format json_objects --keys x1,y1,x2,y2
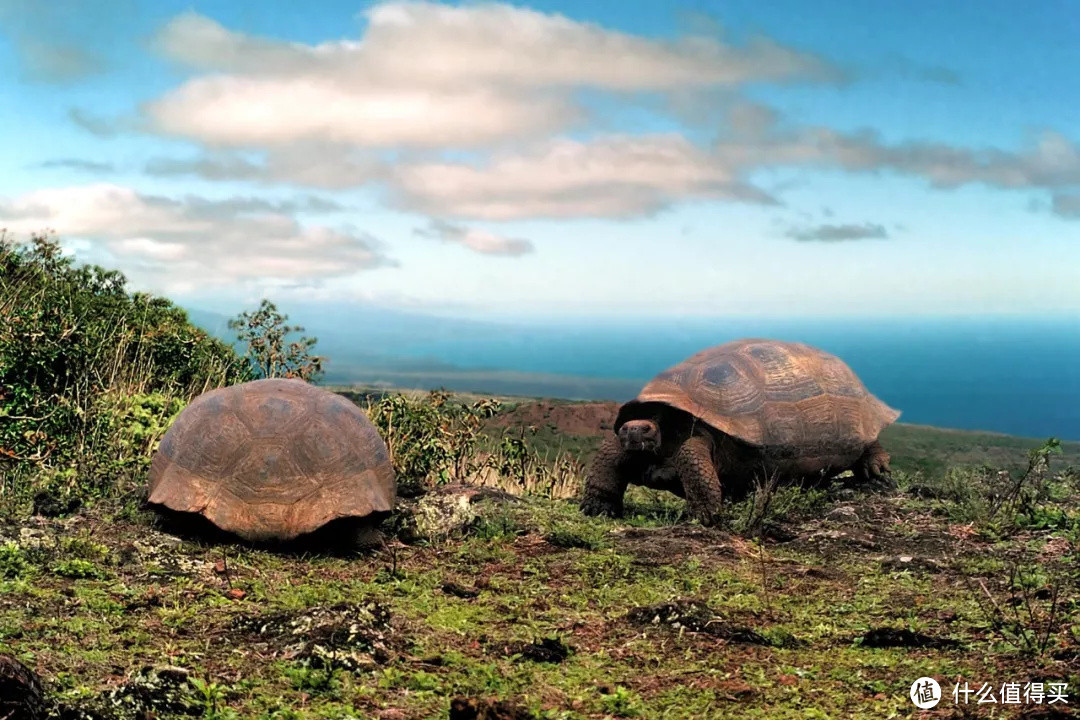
[{"x1": 580, "y1": 407, "x2": 892, "y2": 526}]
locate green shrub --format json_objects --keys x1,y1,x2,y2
[
  {"x1": 363, "y1": 390, "x2": 499, "y2": 494},
  {"x1": 905, "y1": 438, "x2": 1067, "y2": 531},
  {"x1": 86, "y1": 392, "x2": 187, "y2": 484},
  {"x1": 0, "y1": 542, "x2": 29, "y2": 579},
  {"x1": 545, "y1": 520, "x2": 610, "y2": 550},
  {"x1": 284, "y1": 665, "x2": 341, "y2": 697},
  {"x1": 0, "y1": 232, "x2": 246, "y2": 502},
  {"x1": 599, "y1": 686, "x2": 644, "y2": 717},
  {"x1": 51, "y1": 558, "x2": 108, "y2": 579},
  {"x1": 228, "y1": 299, "x2": 323, "y2": 381}
]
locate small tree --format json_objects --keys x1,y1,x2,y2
[{"x1": 229, "y1": 299, "x2": 324, "y2": 382}]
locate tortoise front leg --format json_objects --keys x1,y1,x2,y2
[
  {"x1": 673, "y1": 433, "x2": 724, "y2": 527},
  {"x1": 580, "y1": 435, "x2": 632, "y2": 518}
]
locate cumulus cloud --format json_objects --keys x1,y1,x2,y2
[
  {"x1": 414, "y1": 220, "x2": 533, "y2": 256},
  {"x1": 157, "y1": 3, "x2": 838, "y2": 86},
  {"x1": 392, "y1": 134, "x2": 775, "y2": 220},
  {"x1": 122, "y1": 5, "x2": 1080, "y2": 226},
  {"x1": 142, "y1": 3, "x2": 838, "y2": 149},
  {"x1": 786, "y1": 223, "x2": 889, "y2": 242},
  {"x1": 146, "y1": 77, "x2": 580, "y2": 149},
  {"x1": 0, "y1": 184, "x2": 392, "y2": 292},
  {"x1": 151, "y1": 92, "x2": 1080, "y2": 222}
]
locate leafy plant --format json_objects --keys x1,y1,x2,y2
[
  {"x1": 0, "y1": 232, "x2": 245, "y2": 502},
  {"x1": 228, "y1": 299, "x2": 323, "y2": 381},
  {"x1": 190, "y1": 677, "x2": 239, "y2": 720},
  {"x1": 51, "y1": 558, "x2": 107, "y2": 580},
  {"x1": 0, "y1": 542, "x2": 29, "y2": 579},
  {"x1": 364, "y1": 390, "x2": 500, "y2": 494},
  {"x1": 967, "y1": 561, "x2": 1066, "y2": 656},
  {"x1": 599, "y1": 686, "x2": 644, "y2": 717},
  {"x1": 284, "y1": 664, "x2": 342, "y2": 697}
]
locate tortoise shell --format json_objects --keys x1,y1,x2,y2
[
  {"x1": 0, "y1": 653, "x2": 45, "y2": 720},
  {"x1": 147, "y1": 378, "x2": 396, "y2": 542},
  {"x1": 616, "y1": 339, "x2": 899, "y2": 452}
]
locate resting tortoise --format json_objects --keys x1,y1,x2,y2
[
  {"x1": 148, "y1": 378, "x2": 396, "y2": 548},
  {"x1": 580, "y1": 339, "x2": 899, "y2": 525}
]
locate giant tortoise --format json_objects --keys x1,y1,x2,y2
[
  {"x1": 579, "y1": 339, "x2": 899, "y2": 525},
  {"x1": 148, "y1": 378, "x2": 396, "y2": 548}
]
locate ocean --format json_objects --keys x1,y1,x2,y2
[{"x1": 323, "y1": 315, "x2": 1080, "y2": 441}]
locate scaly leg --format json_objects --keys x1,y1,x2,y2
[
  {"x1": 673, "y1": 433, "x2": 724, "y2": 527},
  {"x1": 853, "y1": 440, "x2": 893, "y2": 487},
  {"x1": 580, "y1": 435, "x2": 633, "y2": 518}
]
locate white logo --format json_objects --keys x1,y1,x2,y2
[{"x1": 910, "y1": 677, "x2": 942, "y2": 709}]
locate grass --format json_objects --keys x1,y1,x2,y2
[{"x1": 2, "y1": 463, "x2": 1078, "y2": 719}]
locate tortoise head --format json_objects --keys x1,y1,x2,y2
[{"x1": 618, "y1": 419, "x2": 661, "y2": 454}]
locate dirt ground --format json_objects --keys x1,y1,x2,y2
[{"x1": 1, "y1": 478, "x2": 1077, "y2": 719}]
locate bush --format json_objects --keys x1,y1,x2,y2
[
  {"x1": 0, "y1": 232, "x2": 246, "y2": 502},
  {"x1": 903, "y1": 438, "x2": 1067, "y2": 531},
  {"x1": 228, "y1": 299, "x2": 323, "y2": 381},
  {"x1": 0, "y1": 542, "x2": 29, "y2": 579},
  {"x1": 363, "y1": 390, "x2": 499, "y2": 494}
]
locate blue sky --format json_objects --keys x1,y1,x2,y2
[{"x1": 2, "y1": 0, "x2": 1079, "y2": 320}]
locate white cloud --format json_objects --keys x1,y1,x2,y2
[
  {"x1": 146, "y1": 76, "x2": 580, "y2": 148},
  {"x1": 133, "y1": 4, "x2": 1080, "y2": 227},
  {"x1": 0, "y1": 184, "x2": 393, "y2": 293},
  {"x1": 414, "y1": 219, "x2": 533, "y2": 256},
  {"x1": 392, "y1": 134, "x2": 774, "y2": 220},
  {"x1": 389, "y1": 116, "x2": 1080, "y2": 221},
  {"x1": 143, "y1": 3, "x2": 837, "y2": 149}
]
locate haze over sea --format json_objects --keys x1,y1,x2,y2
[{"x1": 223, "y1": 309, "x2": 1080, "y2": 442}]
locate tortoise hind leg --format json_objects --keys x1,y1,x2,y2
[
  {"x1": 853, "y1": 441, "x2": 893, "y2": 488},
  {"x1": 673, "y1": 433, "x2": 724, "y2": 527},
  {"x1": 580, "y1": 435, "x2": 632, "y2": 518}
]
